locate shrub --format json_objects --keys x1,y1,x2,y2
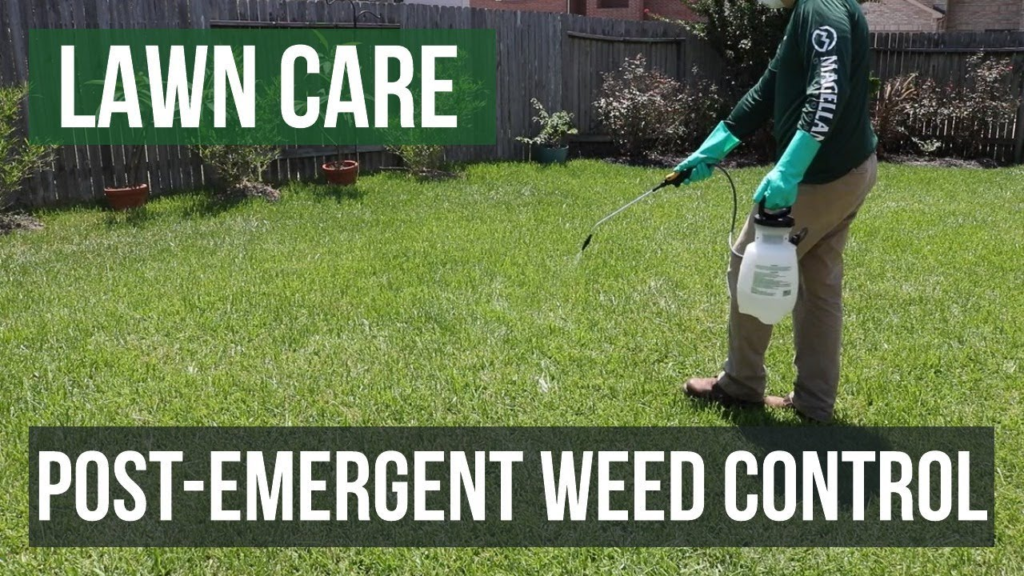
[
  {"x1": 594, "y1": 55, "x2": 729, "y2": 160},
  {"x1": 940, "y1": 54, "x2": 1020, "y2": 158},
  {"x1": 385, "y1": 145, "x2": 450, "y2": 179},
  {"x1": 872, "y1": 74, "x2": 923, "y2": 157},
  {"x1": 872, "y1": 73, "x2": 949, "y2": 157},
  {"x1": 594, "y1": 55, "x2": 688, "y2": 159},
  {"x1": 0, "y1": 85, "x2": 54, "y2": 210},
  {"x1": 674, "y1": 71, "x2": 731, "y2": 154},
  {"x1": 516, "y1": 98, "x2": 578, "y2": 149},
  {"x1": 872, "y1": 54, "x2": 1021, "y2": 160},
  {"x1": 677, "y1": 0, "x2": 872, "y2": 97},
  {"x1": 675, "y1": 0, "x2": 789, "y2": 100},
  {"x1": 196, "y1": 145, "x2": 280, "y2": 200}
]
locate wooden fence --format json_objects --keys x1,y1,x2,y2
[
  {"x1": 870, "y1": 30, "x2": 1024, "y2": 164},
  {"x1": 0, "y1": 0, "x2": 1022, "y2": 207},
  {"x1": 0, "y1": 0, "x2": 719, "y2": 207}
]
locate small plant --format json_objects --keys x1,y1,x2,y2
[
  {"x1": 0, "y1": 84, "x2": 54, "y2": 231},
  {"x1": 385, "y1": 145, "x2": 452, "y2": 179},
  {"x1": 516, "y1": 98, "x2": 578, "y2": 149},
  {"x1": 0, "y1": 85, "x2": 54, "y2": 213},
  {"x1": 83, "y1": 74, "x2": 153, "y2": 190},
  {"x1": 308, "y1": 33, "x2": 363, "y2": 183},
  {"x1": 193, "y1": 70, "x2": 282, "y2": 200},
  {"x1": 872, "y1": 74, "x2": 921, "y2": 157},
  {"x1": 869, "y1": 73, "x2": 881, "y2": 99},
  {"x1": 83, "y1": 73, "x2": 154, "y2": 208},
  {"x1": 196, "y1": 145, "x2": 280, "y2": 201}
]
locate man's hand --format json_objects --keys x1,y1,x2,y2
[
  {"x1": 674, "y1": 121, "x2": 740, "y2": 184},
  {"x1": 673, "y1": 159, "x2": 713, "y2": 184},
  {"x1": 752, "y1": 130, "x2": 821, "y2": 209},
  {"x1": 753, "y1": 168, "x2": 798, "y2": 210}
]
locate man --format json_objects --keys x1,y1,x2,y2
[{"x1": 675, "y1": 0, "x2": 877, "y2": 422}]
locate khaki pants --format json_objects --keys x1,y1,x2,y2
[{"x1": 716, "y1": 154, "x2": 878, "y2": 421}]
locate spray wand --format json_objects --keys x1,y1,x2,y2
[{"x1": 579, "y1": 165, "x2": 737, "y2": 254}]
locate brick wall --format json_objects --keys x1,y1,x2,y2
[
  {"x1": 861, "y1": 0, "x2": 943, "y2": 32},
  {"x1": 469, "y1": 0, "x2": 696, "y2": 21},
  {"x1": 945, "y1": 0, "x2": 1023, "y2": 31},
  {"x1": 585, "y1": 0, "x2": 643, "y2": 21},
  {"x1": 469, "y1": 0, "x2": 566, "y2": 13},
  {"x1": 405, "y1": 0, "x2": 470, "y2": 6},
  {"x1": 642, "y1": 0, "x2": 697, "y2": 22}
]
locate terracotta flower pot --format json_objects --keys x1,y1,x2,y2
[
  {"x1": 322, "y1": 160, "x2": 359, "y2": 185},
  {"x1": 104, "y1": 183, "x2": 149, "y2": 210}
]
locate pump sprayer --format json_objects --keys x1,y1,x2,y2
[
  {"x1": 579, "y1": 169, "x2": 807, "y2": 326},
  {"x1": 735, "y1": 200, "x2": 807, "y2": 325}
]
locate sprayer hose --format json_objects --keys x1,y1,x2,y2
[{"x1": 713, "y1": 165, "x2": 738, "y2": 250}]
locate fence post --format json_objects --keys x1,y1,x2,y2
[
  {"x1": 1016, "y1": 99, "x2": 1024, "y2": 165},
  {"x1": 1015, "y1": 36, "x2": 1024, "y2": 165}
]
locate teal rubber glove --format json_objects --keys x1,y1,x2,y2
[
  {"x1": 753, "y1": 130, "x2": 822, "y2": 210},
  {"x1": 674, "y1": 121, "x2": 740, "y2": 184}
]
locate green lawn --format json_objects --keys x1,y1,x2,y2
[{"x1": 1, "y1": 160, "x2": 1022, "y2": 573}]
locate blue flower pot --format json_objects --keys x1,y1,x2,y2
[{"x1": 532, "y1": 145, "x2": 569, "y2": 165}]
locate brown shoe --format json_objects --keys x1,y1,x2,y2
[
  {"x1": 765, "y1": 392, "x2": 822, "y2": 422},
  {"x1": 684, "y1": 377, "x2": 762, "y2": 408},
  {"x1": 764, "y1": 393, "x2": 793, "y2": 409}
]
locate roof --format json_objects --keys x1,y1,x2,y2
[{"x1": 900, "y1": 0, "x2": 945, "y2": 18}]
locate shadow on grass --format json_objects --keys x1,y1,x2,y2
[
  {"x1": 173, "y1": 190, "x2": 266, "y2": 219},
  {"x1": 305, "y1": 183, "x2": 366, "y2": 203},
  {"x1": 103, "y1": 206, "x2": 153, "y2": 229},
  {"x1": 681, "y1": 391, "x2": 893, "y2": 517},
  {"x1": 98, "y1": 189, "x2": 245, "y2": 227},
  {"x1": 683, "y1": 394, "x2": 855, "y2": 427}
]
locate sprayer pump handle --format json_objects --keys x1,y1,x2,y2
[
  {"x1": 755, "y1": 199, "x2": 796, "y2": 228},
  {"x1": 757, "y1": 198, "x2": 792, "y2": 218}
]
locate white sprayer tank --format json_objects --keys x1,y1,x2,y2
[{"x1": 736, "y1": 203, "x2": 805, "y2": 325}]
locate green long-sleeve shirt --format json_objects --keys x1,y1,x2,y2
[{"x1": 724, "y1": 0, "x2": 877, "y2": 184}]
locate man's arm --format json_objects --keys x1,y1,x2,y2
[
  {"x1": 798, "y1": 4, "x2": 853, "y2": 143},
  {"x1": 670, "y1": 22, "x2": 787, "y2": 183},
  {"x1": 724, "y1": 45, "x2": 782, "y2": 139},
  {"x1": 752, "y1": 2, "x2": 855, "y2": 209}
]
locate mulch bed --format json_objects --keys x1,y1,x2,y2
[
  {"x1": 601, "y1": 154, "x2": 679, "y2": 169},
  {"x1": 601, "y1": 152, "x2": 771, "y2": 170},
  {"x1": 0, "y1": 212, "x2": 44, "y2": 235},
  {"x1": 603, "y1": 152, "x2": 1003, "y2": 170},
  {"x1": 882, "y1": 154, "x2": 1000, "y2": 169},
  {"x1": 409, "y1": 168, "x2": 462, "y2": 181},
  {"x1": 220, "y1": 181, "x2": 281, "y2": 203}
]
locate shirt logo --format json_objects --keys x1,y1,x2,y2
[{"x1": 811, "y1": 26, "x2": 838, "y2": 53}]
